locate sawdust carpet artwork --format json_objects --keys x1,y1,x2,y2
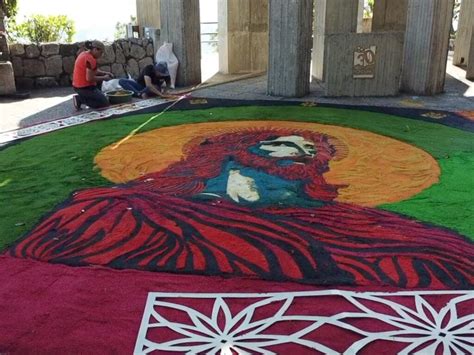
[{"x1": 0, "y1": 100, "x2": 473, "y2": 353}]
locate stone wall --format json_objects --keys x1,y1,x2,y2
[{"x1": 8, "y1": 38, "x2": 155, "y2": 90}]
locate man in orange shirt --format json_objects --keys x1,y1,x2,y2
[{"x1": 72, "y1": 40, "x2": 114, "y2": 110}]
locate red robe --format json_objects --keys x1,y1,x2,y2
[{"x1": 10, "y1": 184, "x2": 473, "y2": 289}]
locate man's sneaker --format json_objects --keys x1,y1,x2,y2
[{"x1": 73, "y1": 95, "x2": 82, "y2": 110}]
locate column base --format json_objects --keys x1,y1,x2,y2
[{"x1": 0, "y1": 61, "x2": 16, "y2": 95}]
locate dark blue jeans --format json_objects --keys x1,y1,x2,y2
[
  {"x1": 74, "y1": 86, "x2": 109, "y2": 108},
  {"x1": 119, "y1": 79, "x2": 158, "y2": 97}
]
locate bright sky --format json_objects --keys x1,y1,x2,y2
[{"x1": 16, "y1": 0, "x2": 217, "y2": 42}]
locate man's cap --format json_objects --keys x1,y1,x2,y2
[
  {"x1": 155, "y1": 61, "x2": 170, "y2": 76},
  {"x1": 91, "y1": 40, "x2": 105, "y2": 50}
]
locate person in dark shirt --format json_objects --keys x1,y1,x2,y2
[{"x1": 119, "y1": 62, "x2": 171, "y2": 98}]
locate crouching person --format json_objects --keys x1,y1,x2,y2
[
  {"x1": 119, "y1": 62, "x2": 171, "y2": 99},
  {"x1": 72, "y1": 40, "x2": 114, "y2": 110}
]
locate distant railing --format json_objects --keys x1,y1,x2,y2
[{"x1": 201, "y1": 22, "x2": 218, "y2": 44}]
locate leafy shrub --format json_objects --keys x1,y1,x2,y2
[
  {"x1": 8, "y1": 14, "x2": 75, "y2": 44},
  {"x1": 363, "y1": 0, "x2": 374, "y2": 18}
]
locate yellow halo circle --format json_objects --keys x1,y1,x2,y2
[{"x1": 94, "y1": 120, "x2": 440, "y2": 207}]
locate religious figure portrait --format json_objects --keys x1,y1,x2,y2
[{"x1": 10, "y1": 122, "x2": 473, "y2": 289}]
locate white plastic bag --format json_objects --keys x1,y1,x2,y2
[
  {"x1": 155, "y1": 42, "x2": 179, "y2": 89},
  {"x1": 101, "y1": 79, "x2": 123, "y2": 93}
]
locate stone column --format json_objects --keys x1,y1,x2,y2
[
  {"x1": 401, "y1": 0, "x2": 454, "y2": 95},
  {"x1": 0, "y1": 8, "x2": 16, "y2": 95},
  {"x1": 453, "y1": 0, "x2": 474, "y2": 66},
  {"x1": 218, "y1": 0, "x2": 268, "y2": 74},
  {"x1": 356, "y1": 0, "x2": 364, "y2": 33},
  {"x1": 312, "y1": 0, "x2": 359, "y2": 81},
  {"x1": 268, "y1": 0, "x2": 313, "y2": 97},
  {"x1": 0, "y1": 62, "x2": 16, "y2": 95},
  {"x1": 467, "y1": 26, "x2": 474, "y2": 80},
  {"x1": 160, "y1": 0, "x2": 201, "y2": 86},
  {"x1": 0, "y1": 8, "x2": 9, "y2": 61},
  {"x1": 136, "y1": 0, "x2": 161, "y2": 30},
  {"x1": 372, "y1": 0, "x2": 408, "y2": 32}
]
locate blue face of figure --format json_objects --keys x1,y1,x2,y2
[{"x1": 250, "y1": 135, "x2": 316, "y2": 166}]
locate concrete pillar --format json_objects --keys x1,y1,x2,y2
[
  {"x1": 0, "y1": 62, "x2": 16, "y2": 95},
  {"x1": 160, "y1": 0, "x2": 201, "y2": 86},
  {"x1": 0, "y1": 9, "x2": 9, "y2": 61},
  {"x1": 268, "y1": 0, "x2": 313, "y2": 97},
  {"x1": 453, "y1": 0, "x2": 474, "y2": 66},
  {"x1": 0, "y1": 8, "x2": 15, "y2": 94},
  {"x1": 136, "y1": 0, "x2": 161, "y2": 54},
  {"x1": 356, "y1": 0, "x2": 364, "y2": 33},
  {"x1": 401, "y1": 0, "x2": 454, "y2": 95},
  {"x1": 467, "y1": 27, "x2": 474, "y2": 80},
  {"x1": 136, "y1": 0, "x2": 161, "y2": 31},
  {"x1": 218, "y1": 0, "x2": 268, "y2": 74},
  {"x1": 0, "y1": 32, "x2": 8, "y2": 61},
  {"x1": 312, "y1": 0, "x2": 359, "y2": 81},
  {"x1": 372, "y1": 0, "x2": 408, "y2": 32}
]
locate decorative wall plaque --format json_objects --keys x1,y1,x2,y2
[{"x1": 353, "y1": 45, "x2": 376, "y2": 79}]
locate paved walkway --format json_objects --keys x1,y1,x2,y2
[
  {"x1": 1, "y1": 56, "x2": 472, "y2": 134},
  {"x1": 193, "y1": 55, "x2": 473, "y2": 110}
]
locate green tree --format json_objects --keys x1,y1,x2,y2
[
  {"x1": 8, "y1": 14, "x2": 75, "y2": 44},
  {"x1": 114, "y1": 15, "x2": 136, "y2": 40},
  {"x1": 363, "y1": 0, "x2": 375, "y2": 18},
  {"x1": 0, "y1": 0, "x2": 18, "y2": 18},
  {"x1": 0, "y1": 0, "x2": 18, "y2": 59}
]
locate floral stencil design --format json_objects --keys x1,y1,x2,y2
[{"x1": 135, "y1": 291, "x2": 473, "y2": 354}]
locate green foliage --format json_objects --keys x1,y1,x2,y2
[
  {"x1": 8, "y1": 14, "x2": 75, "y2": 44},
  {"x1": 114, "y1": 21, "x2": 126, "y2": 40},
  {"x1": 0, "y1": 0, "x2": 18, "y2": 18},
  {"x1": 451, "y1": 0, "x2": 462, "y2": 38},
  {"x1": 363, "y1": 0, "x2": 375, "y2": 18}
]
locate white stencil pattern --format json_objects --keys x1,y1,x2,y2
[
  {"x1": 0, "y1": 98, "x2": 166, "y2": 144},
  {"x1": 134, "y1": 290, "x2": 474, "y2": 354}
]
